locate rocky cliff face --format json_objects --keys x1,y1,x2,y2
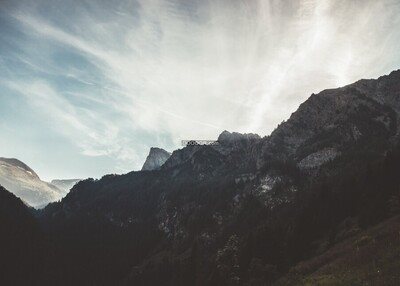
[
  {"x1": 141, "y1": 147, "x2": 171, "y2": 171},
  {"x1": 162, "y1": 130, "x2": 262, "y2": 170},
  {"x1": 261, "y1": 70, "x2": 400, "y2": 168},
  {"x1": 39, "y1": 70, "x2": 400, "y2": 285},
  {"x1": 218, "y1": 130, "x2": 261, "y2": 143},
  {"x1": 0, "y1": 158, "x2": 63, "y2": 208}
]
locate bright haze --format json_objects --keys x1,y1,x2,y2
[{"x1": 0, "y1": 0, "x2": 399, "y2": 180}]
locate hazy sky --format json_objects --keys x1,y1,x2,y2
[{"x1": 1, "y1": 0, "x2": 400, "y2": 181}]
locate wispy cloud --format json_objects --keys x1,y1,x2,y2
[
  {"x1": 1, "y1": 0, "x2": 400, "y2": 178},
  {"x1": 3, "y1": 79, "x2": 138, "y2": 162}
]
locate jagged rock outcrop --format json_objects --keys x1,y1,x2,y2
[
  {"x1": 217, "y1": 130, "x2": 261, "y2": 144},
  {"x1": 162, "y1": 145, "x2": 202, "y2": 170},
  {"x1": 163, "y1": 130, "x2": 262, "y2": 170},
  {"x1": 0, "y1": 157, "x2": 63, "y2": 208},
  {"x1": 141, "y1": 147, "x2": 171, "y2": 171}
]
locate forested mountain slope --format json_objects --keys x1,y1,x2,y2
[
  {"x1": 0, "y1": 186, "x2": 48, "y2": 285},
  {"x1": 36, "y1": 70, "x2": 400, "y2": 285}
]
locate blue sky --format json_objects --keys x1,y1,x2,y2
[{"x1": 1, "y1": 0, "x2": 400, "y2": 181}]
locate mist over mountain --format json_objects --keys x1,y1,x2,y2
[
  {"x1": 0, "y1": 158, "x2": 64, "y2": 208},
  {"x1": 30, "y1": 70, "x2": 400, "y2": 285},
  {"x1": 51, "y1": 179, "x2": 81, "y2": 194}
]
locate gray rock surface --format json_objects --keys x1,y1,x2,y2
[
  {"x1": 298, "y1": 148, "x2": 340, "y2": 169},
  {"x1": 163, "y1": 130, "x2": 262, "y2": 170},
  {"x1": 141, "y1": 147, "x2": 171, "y2": 171}
]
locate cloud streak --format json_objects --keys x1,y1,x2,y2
[{"x1": 1, "y1": 0, "x2": 400, "y2": 178}]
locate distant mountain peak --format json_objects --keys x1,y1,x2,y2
[
  {"x1": 0, "y1": 157, "x2": 63, "y2": 208},
  {"x1": 0, "y1": 157, "x2": 39, "y2": 179},
  {"x1": 51, "y1": 179, "x2": 82, "y2": 194},
  {"x1": 141, "y1": 147, "x2": 171, "y2": 171}
]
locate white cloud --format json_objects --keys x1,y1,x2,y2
[
  {"x1": 3, "y1": 0, "x2": 400, "y2": 177},
  {"x1": 4, "y1": 79, "x2": 139, "y2": 166}
]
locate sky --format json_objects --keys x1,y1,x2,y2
[{"x1": 0, "y1": 0, "x2": 400, "y2": 181}]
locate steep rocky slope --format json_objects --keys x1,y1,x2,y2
[
  {"x1": 39, "y1": 70, "x2": 400, "y2": 285},
  {"x1": 0, "y1": 158, "x2": 64, "y2": 208},
  {"x1": 262, "y1": 70, "x2": 400, "y2": 166}
]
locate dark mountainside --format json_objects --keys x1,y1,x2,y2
[
  {"x1": 3, "y1": 70, "x2": 400, "y2": 285},
  {"x1": 275, "y1": 214, "x2": 400, "y2": 285},
  {"x1": 0, "y1": 186, "x2": 50, "y2": 285}
]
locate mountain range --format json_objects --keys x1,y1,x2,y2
[
  {"x1": 0, "y1": 157, "x2": 65, "y2": 208},
  {"x1": 0, "y1": 157, "x2": 81, "y2": 208},
  {"x1": 2, "y1": 70, "x2": 400, "y2": 285}
]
